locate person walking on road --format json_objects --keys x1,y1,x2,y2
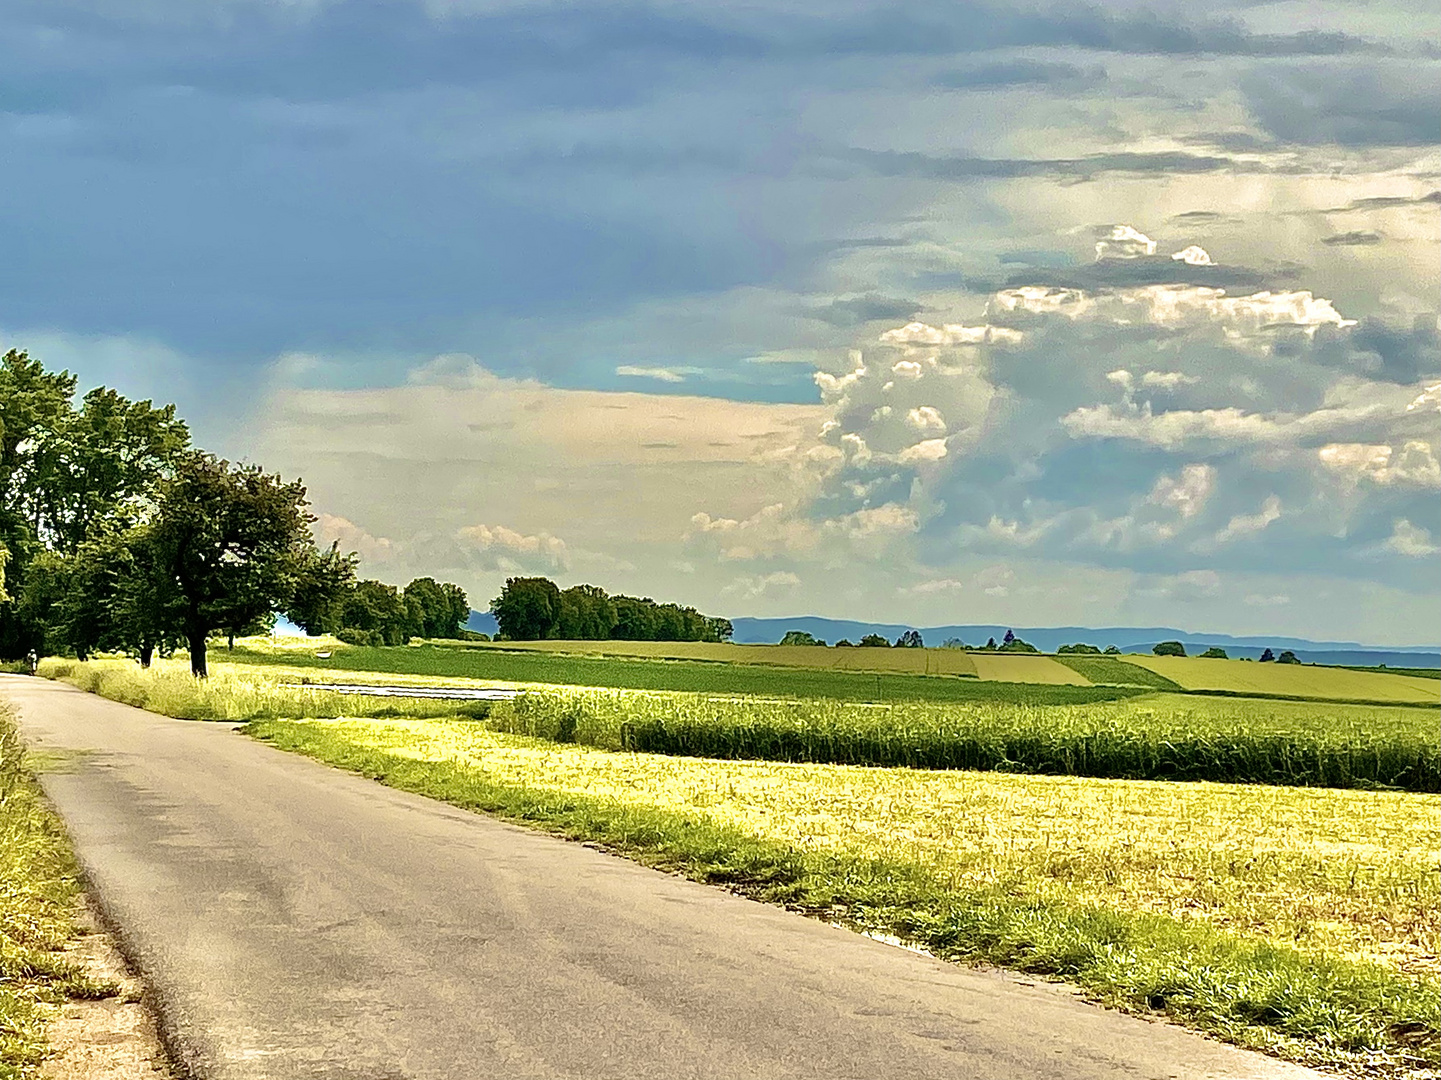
[{"x1": 25, "y1": 649, "x2": 37, "y2": 676}]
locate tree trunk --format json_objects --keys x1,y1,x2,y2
[
  {"x1": 189, "y1": 630, "x2": 208, "y2": 678},
  {"x1": 139, "y1": 644, "x2": 154, "y2": 669},
  {"x1": 227, "y1": 632, "x2": 234, "y2": 650}
]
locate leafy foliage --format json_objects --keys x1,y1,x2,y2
[
  {"x1": 1153, "y1": 641, "x2": 1187, "y2": 657},
  {"x1": 490, "y1": 576, "x2": 730, "y2": 642}
]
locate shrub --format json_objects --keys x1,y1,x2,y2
[
  {"x1": 1277, "y1": 650, "x2": 1301, "y2": 665},
  {"x1": 1104, "y1": 645, "x2": 1121, "y2": 655},
  {"x1": 1260, "y1": 648, "x2": 1276, "y2": 663},
  {"x1": 1153, "y1": 641, "x2": 1186, "y2": 657},
  {"x1": 858, "y1": 634, "x2": 890, "y2": 648},
  {"x1": 1058, "y1": 643, "x2": 1101, "y2": 655},
  {"x1": 1200, "y1": 647, "x2": 1228, "y2": 659}
]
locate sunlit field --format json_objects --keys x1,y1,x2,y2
[{"x1": 1130, "y1": 655, "x2": 1440, "y2": 704}]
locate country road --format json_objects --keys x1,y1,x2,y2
[{"x1": 3, "y1": 675, "x2": 1324, "y2": 1080}]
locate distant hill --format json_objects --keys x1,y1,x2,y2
[
  {"x1": 726, "y1": 617, "x2": 1441, "y2": 668},
  {"x1": 466, "y1": 609, "x2": 1437, "y2": 667}
]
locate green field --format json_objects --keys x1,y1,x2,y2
[
  {"x1": 1052, "y1": 655, "x2": 1184, "y2": 689},
  {"x1": 497, "y1": 687, "x2": 1441, "y2": 791},
  {"x1": 248, "y1": 716, "x2": 1441, "y2": 1074},
  {"x1": 1130, "y1": 655, "x2": 1439, "y2": 704},
  {"x1": 226, "y1": 644, "x2": 1145, "y2": 706}
]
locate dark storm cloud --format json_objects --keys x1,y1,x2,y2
[
  {"x1": 1321, "y1": 317, "x2": 1441, "y2": 385},
  {"x1": 1000, "y1": 257, "x2": 1269, "y2": 291},
  {"x1": 1320, "y1": 231, "x2": 1384, "y2": 246},
  {"x1": 808, "y1": 295, "x2": 923, "y2": 327},
  {"x1": 844, "y1": 147, "x2": 1268, "y2": 183},
  {"x1": 1242, "y1": 65, "x2": 1441, "y2": 147},
  {"x1": 933, "y1": 59, "x2": 1105, "y2": 91}
]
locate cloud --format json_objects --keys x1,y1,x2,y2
[
  {"x1": 1321, "y1": 231, "x2": 1384, "y2": 247},
  {"x1": 808, "y1": 295, "x2": 920, "y2": 328},
  {"x1": 721, "y1": 571, "x2": 801, "y2": 601},
  {"x1": 1243, "y1": 593, "x2": 1291, "y2": 607},
  {"x1": 1148, "y1": 464, "x2": 1215, "y2": 518},
  {"x1": 455, "y1": 523, "x2": 570, "y2": 572},
  {"x1": 1171, "y1": 246, "x2": 1214, "y2": 266},
  {"x1": 1243, "y1": 64, "x2": 1441, "y2": 148},
  {"x1": 1384, "y1": 520, "x2": 1439, "y2": 558},
  {"x1": 1216, "y1": 496, "x2": 1283, "y2": 543},
  {"x1": 899, "y1": 577, "x2": 966, "y2": 595},
  {"x1": 1095, "y1": 225, "x2": 1157, "y2": 260},
  {"x1": 616, "y1": 365, "x2": 688, "y2": 383},
  {"x1": 315, "y1": 513, "x2": 396, "y2": 565},
  {"x1": 1318, "y1": 441, "x2": 1441, "y2": 488}
]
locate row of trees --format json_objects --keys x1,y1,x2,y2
[
  {"x1": 0, "y1": 350, "x2": 468, "y2": 675},
  {"x1": 491, "y1": 577, "x2": 732, "y2": 643}
]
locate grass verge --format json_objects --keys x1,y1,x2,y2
[
  {"x1": 245, "y1": 718, "x2": 1440, "y2": 1077},
  {"x1": 497, "y1": 687, "x2": 1441, "y2": 791},
  {"x1": 0, "y1": 704, "x2": 115, "y2": 1079},
  {"x1": 39, "y1": 658, "x2": 491, "y2": 723}
]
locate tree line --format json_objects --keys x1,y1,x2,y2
[
  {"x1": 490, "y1": 577, "x2": 732, "y2": 643},
  {"x1": 0, "y1": 350, "x2": 469, "y2": 676}
]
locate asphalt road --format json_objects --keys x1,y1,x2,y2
[{"x1": 3, "y1": 675, "x2": 1324, "y2": 1080}]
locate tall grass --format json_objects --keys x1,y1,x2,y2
[
  {"x1": 40, "y1": 659, "x2": 491, "y2": 723},
  {"x1": 495, "y1": 688, "x2": 1441, "y2": 791},
  {"x1": 1, "y1": 706, "x2": 115, "y2": 1077}
]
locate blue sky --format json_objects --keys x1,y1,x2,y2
[{"x1": 3, "y1": 0, "x2": 1438, "y2": 643}]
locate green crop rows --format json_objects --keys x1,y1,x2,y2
[{"x1": 493, "y1": 688, "x2": 1441, "y2": 792}]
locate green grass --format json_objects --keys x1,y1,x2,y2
[
  {"x1": 1052, "y1": 655, "x2": 1184, "y2": 689},
  {"x1": 245, "y1": 718, "x2": 1441, "y2": 1076},
  {"x1": 495, "y1": 688, "x2": 1441, "y2": 791},
  {"x1": 226, "y1": 644, "x2": 1144, "y2": 706},
  {"x1": 1, "y1": 705, "x2": 116, "y2": 1078},
  {"x1": 40, "y1": 658, "x2": 493, "y2": 723}
]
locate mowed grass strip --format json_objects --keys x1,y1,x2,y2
[
  {"x1": 227, "y1": 644, "x2": 1140, "y2": 706},
  {"x1": 495, "y1": 688, "x2": 1441, "y2": 792},
  {"x1": 0, "y1": 705, "x2": 116, "y2": 1078},
  {"x1": 1053, "y1": 655, "x2": 1184, "y2": 690},
  {"x1": 246, "y1": 717, "x2": 1441, "y2": 1075},
  {"x1": 1129, "y1": 656, "x2": 1440, "y2": 705}
]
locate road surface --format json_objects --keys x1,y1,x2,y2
[{"x1": 3, "y1": 675, "x2": 1323, "y2": 1080}]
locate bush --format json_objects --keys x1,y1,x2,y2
[
  {"x1": 337, "y1": 627, "x2": 381, "y2": 647},
  {"x1": 1104, "y1": 645, "x2": 1121, "y2": 655},
  {"x1": 858, "y1": 634, "x2": 890, "y2": 648},
  {"x1": 1153, "y1": 641, "x2": 1186, "y2": 657},
  {"x1": 1058, "y1": 643, "x2": 1101, "y2": 655},
  {"x1": 1260, "y1": 648, "x2": 1276, "y2": 663},
  {"x1": 1277, "y1": 650, "x2": 1301, "y2": 665},
  {"x1": 999, "y1": 638, "x2": 1038, "y2": 653},
  {"x1": 1200, "y1": 647, "x2": 1228, "y2": 659},
  {"x1": 780, "y1": 631, "x2": 826, "y2": 647}
]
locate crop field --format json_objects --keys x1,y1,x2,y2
[
  {"x1": 226, "y1": 644, "x2": 1144, "y2": 706},
  {"x1": 248, "y1": 716, "x2": 1441, "y2": 1073},
  {"x1": 448, "y1": 638, "x2": 985, "y2": 676},
  {"x1": 497, "y1": 687, "x2": 1441, "y2": 791},
  {"x1": 1129, "y1": 655, "x2": 1440, "y2": 704},
  {"x1": 1051, "y1": 655, "x2": 1184, "y2": 689}
]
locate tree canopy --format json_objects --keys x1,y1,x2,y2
[{"x1": 490, "y1": 576, "x2": 730, "y2": 642}]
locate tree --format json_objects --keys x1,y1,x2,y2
[
  {"x1": 705, "y1": 617, "x2": 733, "y2": 643},
  {"x1": 1058, "y1": 643, "x2": 1100, "y2": 654},
  {"x1": 491, "y1": 577, "x2": 561, "y2": 640},
  {"x1": 984, "y1": 637, "x2": 997, "y2": 650},
  {"x1": 556, "y1": 584, "x2": 618, "y2": 640},
  {"x1": 999, "y1": 636, "x2": 1038, "y2": 653},
  {"x1": 1003, "y1": 629, "x2": 1016, "y2": 646},
  {"x1": 858, "y1": 633, "x2": 890, "y2": 647},
  {"x1": 286, "y1": 543, "x2": 359, "y2": 635},
  {"x1": 1259, "y1": 648, "x2": 1276, "y2": 662},
  {"x1": 1153, "y1": 641, "x2": 1186, "y2": 657},
  {"x1": 404, "y1": 576, "x2": 472, "y2": 639},
  {"x1": 941, "y1": 637, "x2": 966, "y2": 649},
  {"x1": 147, "y1": 454, "x2": 317, "y2": 677},
  {"x1": 1200, "y1": 646, "x2": 1228, "y2": 659},
  {"x1": 780, "y1": 630, "x2": 825, "y2": 646},
  {"x1": 894, "y1": 629, "x2": 924, "y2": 648},
  {"x1": 339, "y1": 580, "x2": 412, "y2": 646},
  {"x1": 1103, "y1": 645, "x2": 1121, "y2": 655},
  {"x1": 1277, "y1": 650, "x2": 1300, "y2": 665},
  {"x1": 834, "y1": 638, "x2": 855, "y2": 647}
]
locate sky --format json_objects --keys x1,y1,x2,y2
[{"x1": 2, "y1": 0, "x2": 1438, "y2": 645}]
